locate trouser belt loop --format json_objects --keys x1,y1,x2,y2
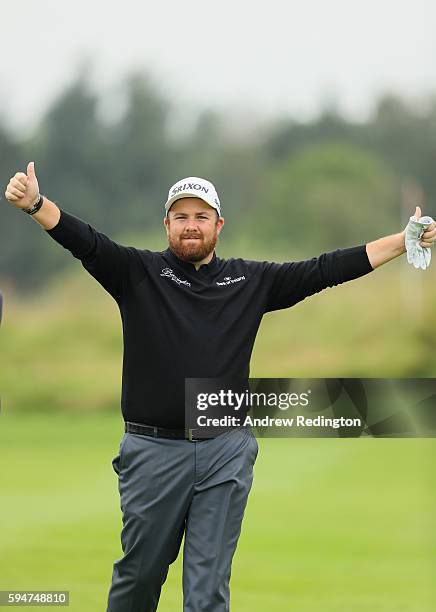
[{"x1": 153, "y1": 426, "x2": 158, "y2": 438}]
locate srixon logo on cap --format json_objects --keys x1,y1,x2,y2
[{"x1": 172, "y1": 183, "x2": 209, "y2": 195}]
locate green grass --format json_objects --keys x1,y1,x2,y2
[{"x1": 0, "y1": 413, "x2": 435, "y2": 611}]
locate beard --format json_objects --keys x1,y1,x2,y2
[{"x1": 168, "y1": 228, "x2": 218, "y2": 262}]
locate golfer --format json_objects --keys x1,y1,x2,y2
[{"x1": 5, "y1": 163, "x2": 436, "y2": 611}]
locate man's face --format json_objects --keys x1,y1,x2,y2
[{"x1": 164, "y1": 197, "x2": 225, "y2": 262}]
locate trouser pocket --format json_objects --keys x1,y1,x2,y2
[{"x1": 112, "y1": 433, "x2": 128, "y2": 476}]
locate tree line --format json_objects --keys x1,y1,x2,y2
[{"x1": 1, "y1": 70, "x2": 435, "y2": 294}]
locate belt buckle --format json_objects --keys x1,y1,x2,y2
[{"x1": 187, "y1": 428, "x2": 199, "y2": 442}]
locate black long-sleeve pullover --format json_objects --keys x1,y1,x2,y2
[{"x1": 46, "y1": 209, "x2": 374, "y2": 427}]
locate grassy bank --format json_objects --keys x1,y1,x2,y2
[{"x1": 1, "y1": 256, "x2": 435, "y2": 413}]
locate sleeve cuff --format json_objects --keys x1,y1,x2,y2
[
  {"x1": 339, "y1": 244, "x2": 374, "y2": 276},
  {"x1": 45, "y1": 208, "x2": 65, "y2": 237}
]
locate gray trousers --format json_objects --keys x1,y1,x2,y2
[{"x1": 106, "y1": 426, "x2": 258, "y2": 612}]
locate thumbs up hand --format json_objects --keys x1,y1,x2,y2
[
  {"x1": 4, "y1": 161, "x2": 40, "y2": 210},
  {"x1": 404, "y1": 205, "x2": 435, "y2": 270}
]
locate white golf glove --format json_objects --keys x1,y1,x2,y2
[{"x1": 405, "y1": 215, "x2": 434, "y2": 270}]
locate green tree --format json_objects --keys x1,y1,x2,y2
[{"x1": 250, "y1": 143, "x2": 399, "y2": 253}]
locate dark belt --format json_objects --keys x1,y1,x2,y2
[{"x1": 125, "y1": 421, "x2": 216, "y2": 442}]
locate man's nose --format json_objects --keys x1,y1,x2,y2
[{"x1": 185, "y1": 219, "x2": 200, "y2": 231}]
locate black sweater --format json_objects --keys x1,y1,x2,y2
[{"x1": 46, "y1": 209, "x2": 374, "y2": 427}]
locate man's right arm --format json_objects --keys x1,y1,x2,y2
[
  {"x1": 4, "y1": 161, "x2": 135, "y2": 301},
  {"x1": 29, "y1": 195, "x2": 61, "y2": 230}
]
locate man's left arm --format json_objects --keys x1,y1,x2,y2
[
  {"x1": 366, "y1": 206, "x2": 436, "y2": 269},
  {"x1": 261, "y1": 207, "x2": 436, "y2": 313}
]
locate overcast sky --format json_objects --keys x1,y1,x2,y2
[{"x1": 1, "y1": 0, "x2": 435, "y2": 135}]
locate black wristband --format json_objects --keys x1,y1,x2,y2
[{"x1": 23, "y1": 194, "x2": 44, "y2": 215}]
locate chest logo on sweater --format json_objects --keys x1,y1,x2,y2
[
  {"x1": 160, "y1": 268, "x2": 191, "y2": 287},
  {"x1": 216, "y1": 275, "x2": 246, "y2": 286}
]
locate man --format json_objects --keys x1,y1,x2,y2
[{"x1": 5, "y1": 162, "x2": 436, "y2": 611}]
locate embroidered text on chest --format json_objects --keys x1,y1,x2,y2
[
  {"x1": 216, "y1": 275, "x2": 246, "y2": 286},
  {"x1": 160, "y1": 268, "x2": 191, "y2": 287}
]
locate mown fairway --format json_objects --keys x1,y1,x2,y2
[{"x1": 1, "y1": 412, "x2": 434, "y2": 611}]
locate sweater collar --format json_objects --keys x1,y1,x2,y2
[{"x1": 164, "y1": 247, "x2": 219, "y2": 273}]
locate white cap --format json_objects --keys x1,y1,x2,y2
[{"x1": 164, "y1": 176, "x2": 221, "y2": 216}]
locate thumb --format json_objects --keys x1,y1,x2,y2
[
  {"x1": 415, "y1": 205, "x2": 421, "y2": 220},
  {"x1": 27, "y1": 161, "x2": 36, "y2": 179}
]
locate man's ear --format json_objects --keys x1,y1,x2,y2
[
  {"x1": 217, "y1": 216, "x2": 225, "y2": 235},
  {"x1": 163, "y1": 216, "x2": 170, "y2": 236}
]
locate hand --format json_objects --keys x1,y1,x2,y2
[
  {"x1": 416, "y1": 206, "x2": 436, "y2": 248},
  {"x1": 404, "y1": 206, "x2": 435, "y2": 270},
  {"x1": 4, "y1": 161, "x2": 40, "y2": 210}
]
